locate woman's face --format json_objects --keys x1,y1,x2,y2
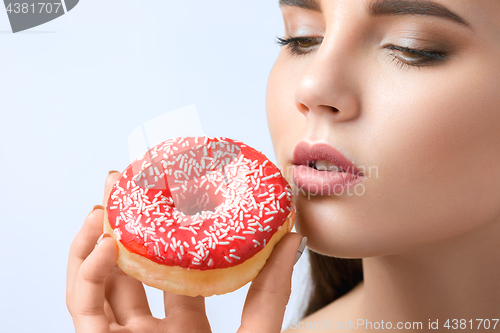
[{"x1": 267, "y1": 0, "x2": 500, "y2": 257}]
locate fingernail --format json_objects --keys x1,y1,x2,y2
[
  {"x1": 95, "y1": 233, "x2": 111, "y2": 248},
  {"x1": 109, "y1": 170, "x2": 120, "y2": 175},
  {"x1": 89, "y1": 205, "x2": 105, "y2": 215},
  {"x1": 294, "y1": 236, "x2": 307, "y2": 265}
]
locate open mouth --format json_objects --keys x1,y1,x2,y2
[
  {"x1": 291, "y1": 141, "x2": 365, "y2": 195},
  {"x1": 293, "y1": 141, "x2": 364, "y2": 177},
  {"x1": 308, "y1": 160, "x2": 344, "y2": 172}
]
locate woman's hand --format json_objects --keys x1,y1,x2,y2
[{"x1": 66, "y1": 171, "x2": 305, "y2": 333}]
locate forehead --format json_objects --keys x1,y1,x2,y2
[{"x1": 279, "y1": 0, "x2": 500, "y2": 39}]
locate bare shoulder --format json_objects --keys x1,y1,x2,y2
[{"x1": 282, "y1": 282, "x2": 364, "y2": 333}]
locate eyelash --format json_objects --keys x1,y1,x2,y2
[
  {"x1": 276, "y1": 36, "x2": 322, "y2": 57},
  {"x1": 276, "y1": 36, "x2": 449, "y2": 69},
  {"x1": 386, "y1": 44, "x2": 448, "y2": 69}
]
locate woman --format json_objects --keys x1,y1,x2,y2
[{"x1": 66, "y1": 0, "x2": 500, "y2": 331}]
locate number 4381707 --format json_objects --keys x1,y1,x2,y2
[
  {"x1": 6, "y1": 3, "x2": 62, "y2": 14},
  {"x1": 443, "y1": 319, "x2": 499, "y2": 330}
]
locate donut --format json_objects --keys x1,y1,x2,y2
[{"x1": 104, "y1": 136, "x2": 294, "y2": 296}]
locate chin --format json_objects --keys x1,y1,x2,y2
[{"x1": 293, "y1": 194, "x2": 395, "y2": 259}]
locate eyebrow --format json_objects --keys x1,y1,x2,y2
[
  {"x1": 279, "y1": 0, "x2": 322, "y2": 12},
  {"x1": 366, "y1": 0, "x2": 471, "y2": 27},
  {"x1": 279, "y1": 0, "x2": 471, "y2": 28}
]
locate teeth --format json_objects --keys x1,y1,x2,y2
[{"x1": 314, "y1": 160, "x2": 341, "y2": 172}]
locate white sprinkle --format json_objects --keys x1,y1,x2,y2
[
  {"x1": 229, "y1": 254, "x2": 241, "y2": 260},
  {"x1": 212, "y1": 233, "x2": 219, "y2": 244},
  {"x1": 193, "y1": 167, "x2": 200, "y2": 177},
  {"x1": 253, "y1": 239, "x2": 261, "y2": 246},
  {"x1": 233, "y1": 235, "x2": 246, "y2": 240},
  {"x1": 224, "y1": 256, "x2": 232, "y2": 262},
  {"x1": 254, "y1": 178, "x2": 260, "y2": 191},
  {"x1": 264, "y1": 217, "x2": 274, "y2": 224},
  {"x1": 262, "y1": 175, "x2": 274, "y2": 181}
]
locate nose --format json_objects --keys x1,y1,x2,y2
[{"x1": 294, "y1": 36, "x2": 361, "y2": 123}]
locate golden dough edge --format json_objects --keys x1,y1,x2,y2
[{"x1": 104, "y1": 204, "x2": 295, "y2": 297}]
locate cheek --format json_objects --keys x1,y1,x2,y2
[{"x1": 363, "y1": 57, "x2": 500, "y2": 248}]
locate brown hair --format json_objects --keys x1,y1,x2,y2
[{"x1": 302, "y1": 250, "x2": 364, "y2": 317}]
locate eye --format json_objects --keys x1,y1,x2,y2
[
  {"x1": 400, "y1": 48, "x2": 422, "y2": 59},
  {"x1": 277, "y1": 36, "x2": 323, "y2": 56},
  {"x1": 386, "y1": 44, "x2": 448, "y2": 69},
  {"x1": 295, "y1": 37, "x2": 320, "y2": 48}
]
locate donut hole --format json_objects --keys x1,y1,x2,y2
[
  {"x1": 167, "y1": 141, "x2": 242, "y2": 216},
  {"x1": 173, "y1": 181, "x2": 224, "y2": 215},
  {"x1": 132, "y1": 140, "x2": 242, "y2": 217}
]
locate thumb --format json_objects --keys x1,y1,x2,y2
[
  {"x1": 72, "y1": 234, "x2": 118, "y2": 332},
  {"x1": 239, "y1": 233, "x2": 307, "y2": 333}
]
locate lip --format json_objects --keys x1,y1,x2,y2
[{"x1": 292, "y1": 141, "x2": 365, "y2": 195}]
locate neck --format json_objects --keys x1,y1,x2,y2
[{"x1": 360, "y1": 220, "x2": 500, "y2": 330}]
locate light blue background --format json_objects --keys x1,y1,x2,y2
[{"x1": 0, "y1": 1, "x2": 310, "y2": 332}]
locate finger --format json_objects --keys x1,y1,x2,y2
[
  {"x1": 104, "y1": 264, "x2": 152, "y2": 325},
  {"x1": 239, "y1": 233, "x2": 305, "y2": 333},
  {"x1": 72, "y1": 235, "x2": 118, "y2": 333},
  {"x1": 68, "y1": 169, "x2": 120, "y2": 310},
  {"x1": 100, "y1": 170, "x2": 153, "y2": 324},
  {"x1": 67, "y1": 206, "x2": 106, "y2": 312},
  {"x1": 103, "y1": 171, "x2": 121, "y2": 207},
  {"x1": 163, "y1": 292, "x2": 212, "y2": 332}
]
